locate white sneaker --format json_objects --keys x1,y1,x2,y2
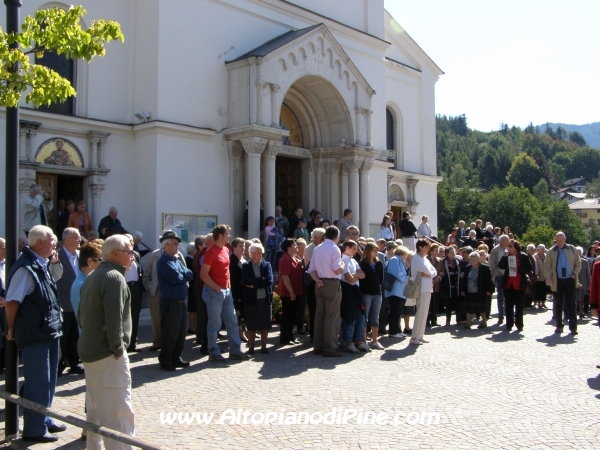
[
  {"x1": 389, "y1": 333, "x2": 406, "y2": 338},
  {"x1": 369, "y1": 341, "x2": 384, "y2": 350},
  {"x1": 345, "y1": 343, "x2": 359, "y2": 353},
  {"x1": 357, "y1": 342, "x2": 372, "y2": 352}
]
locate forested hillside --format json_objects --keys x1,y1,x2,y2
[{"x1": 436, "y1": 115, "x2": 600, "y2": 246}]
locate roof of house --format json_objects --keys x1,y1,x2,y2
[
  {"x1": 567, "y1": 192, "x2": 587, "y2": 199},
  {"x1": 568, "y1": 198, "x2": 600, "y2": 210},
  {"x1": 552, "y1": 187, "x2": 574, "y2": 195},
  {"x1": 564, "y1": 177, "x2": 587, "y2": 186}
]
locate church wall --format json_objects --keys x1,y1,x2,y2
[
  {"x1": 367, "y1": 163, "x2": 390, "y2": 232},
  {"x1": 414, "y1": 180, "x2": 439, "y2": 236}
]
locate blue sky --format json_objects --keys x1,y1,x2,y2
[{"x1": 384, "y1": 0, "x2": 600, "y2": 131}]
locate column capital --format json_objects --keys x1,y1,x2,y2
[
  {"x1": 343, "y1": 157, "x2": 363, "y2": 172},
  {"x1": 89, "y1": 184, "x2": 105, "y2": 198},
  {"x1": 240, "y1": 137, "x2": 268, "y2": 155},
  {"x1": 226, "y1": 140, "x2": 244, "y2": 159},
  {"x1": 270, "y1": 83, "x2": 280, "y2": 93},
  {"x1": 87, "y1": 130, "x2": 110, "y2": 142},
  {"x1": 19, "y1": 120, "x2": 42, "y2": 131},
  {"x1": 360, "y1": 158, "x2": 374, "y2": 173},
  {"x1": 362, "y1": 108, "x2": 373, "y2": 117},
  {"x1": 407, "y1": 178, "x2": 419, "y2": 187},
  {"x1": 265, "y1": 139, "x2": 282, "y2": 157}
]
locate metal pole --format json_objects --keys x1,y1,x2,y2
[{"x1": 4, "y1": 0, "x2": 21, "y2": 439}]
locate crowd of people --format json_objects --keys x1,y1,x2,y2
[{"x1": 1, "y1": 191, "x2": 599, "y2": 445}]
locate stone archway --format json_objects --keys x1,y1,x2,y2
[{"x1": 224, "y1": 23, "x2": 377, "y2": 238}]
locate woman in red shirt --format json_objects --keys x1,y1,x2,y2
[
  {"x1": 498, "y1": 240, "x2": 532, "y2": 332},
  {"x1": 278, "y1": 238, "x2": 305, "y2": 345}
]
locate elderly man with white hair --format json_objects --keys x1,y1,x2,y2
[
  {"x1": 97, "y1": 206, "x2": 129, "y2": 240},
  {"x1": 544, "y1": 232, "x2": 581, "y2": 335},
  {"x1": 78, "y1": 234, "x2": 135, "y2": 448},
  {"x1": 156, "y1": 231, "x2": 193, "y2": 371},
  {"x1": 5, "y1": 225, "x2": 64, "y2": 442},
  {"x1": 22, "y1": 184, "x2": 53, "y2": 233},
  {"x1": 132, "y1": 230, "x2": 151, "y2": 257},
  {"x1": 488, "y1": 234, "x2": 510, "y2": 325}
]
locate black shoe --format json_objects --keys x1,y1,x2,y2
[
  {"x1": 148, "y1": 346, "x2": 161, "y2": 352},
  {"x1": 261, "y1": 347, "x2": 269, "y2": 354},
  {"x1": 248, "y1": 348, "x2": 255, "y2": 354},
  {"x1": 22, "y1": 433, "x2": 59, "y2": 443},
  {"x1": 403, "y1": 328, "x2": 412, "y2": 335},
  {"x1": 127, "y1": 347, "x2": 142, "y2": 353},
  {"x1": 555, "y1": 326, "x2": 564, "y2": 334},
  {"x1": 517, "y1": 327, "x2": 523, "y2": 332},
  {"x1": 209, "y1": 354, "x2": 227, "y2": 363},
  {"x1": 68, "y1": 365, "x2": 85, "y2": 375},
  {"x1": 57, "y1": 363, "x2": 66, "y2": 378},
  {"x1": 187, "y1": 328, "x2": 195, "y2": 335},
  {"x1": 199, "y1": 347, "x2": 209, "y2": 355},
  {"x1": 570, "y1": 330, "x2": 578, "y2": 336},
  {"x1": 596, "y1": 364, "x2": 600, "y2": 369},
  {"x1": 173, "y1": 359, "x2": 190, "y2": 368},
  {"x1": 47, "y1": 423, "x2": 67, "y2": 433},
  {"x1": 160, "y1": 364, "x2": 176, "y2": 372}
]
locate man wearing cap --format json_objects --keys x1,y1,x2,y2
[
  {"x1": 143, "y1": 232, "x2": 187, "y2": 351},
  {"x1": 156, "y1": 231, "x2": 193, "y2": 371}
]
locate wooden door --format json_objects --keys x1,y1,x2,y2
[
  {"x1": 36, "y1": 173, "x2": 58, "y2": 233},
  {"x1": 276, "y1": 159, "x2": 302, "y2": 217},
  {"x1": 391, "y1": 206, "x2": 402, "y2": 237}
]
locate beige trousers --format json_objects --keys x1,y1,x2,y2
[
  {"x1": 313, "y1": 279, "x2": 342, "y2": 353},
  {"x1": 83, "y1": 353, "x2": 135, "y2": 450}
]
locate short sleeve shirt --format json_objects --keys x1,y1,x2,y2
[
  {"x1": 203, "y1": 245, "x2": 230, "y2": 289},
  {"x1": 342, "y1": 255, "x2": 359, "y2": 286},
  {"x1": 277, "y1": 253, "x2": 304, "y2": 297}
]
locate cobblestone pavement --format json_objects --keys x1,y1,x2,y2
[{"x1": 3, "y1": 300, "x2": 600, "y2": 450}]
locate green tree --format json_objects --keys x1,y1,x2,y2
[
  {"x1": 0, "y1": 6, "x2": 123, "y2": 107},
  {"x1": 569, "y1": 131, "x2": 588, "y2": 147},
  {"x1": 532, "y1": 178, "x2": 552, "y2": 204},
  {"x1": 587, "y1": 220, "x2": 600, "y2": 244},
  {"x1": 547, "y1": 201, "x2": 586, "y2": 245},
  {"x1": 480, "y1": 185, "x2": 542, "y2": 236},
  {"x1": 506, "y1": 153, "x2": 543, "y2": 191},
  {"x1": 521, "y1": 225, "x2": 558, "y2": 247}
]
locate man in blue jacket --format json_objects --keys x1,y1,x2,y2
[{"x1": 157, "y1": 231, "x2": 193, "y2": 371}]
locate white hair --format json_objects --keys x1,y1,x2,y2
[
  {"x1": 162, "y1": 238, "x2": 179, "y2": 249},
  {"x1": 186, "y1": 243, "x2": 196, "y2": 254},
  {"x1": 28, "y1": 225, "x2": 54, "y2": 247},
  {"x1": 537, "y1": 244, "x2": 546, "y2": 250},
  {"x1": 469, "y1": 251, "x2": 481, "y2": 260},
  {"x1": 311, "y1": 227, "x2": 326, "y2": 240},
  {"x1": 62, "y1": 227, "x2": 80, "y2": 241},
  {"x1": 527, "y1": 244, "x2": 536, "y2": 251},
  {"x1": 486, "y1": 224, "x2": 493, "y2": 231},
  {"x1": 469, "y1": 230, "x2": 476, "y2": 237},
  {"x1": 395, "y1": 239, "x2": 404, "y2": 246},
  {"x1": 498, "y1": 235, "x2": 509, "y2": 243},
  {"x1": 133, "y1": 230, "x2": 143, "y2": 239},
  {"x1": 249, "y1": 243, "x2": 264, "y2": 254},
  {"x1": 29, "y1": 183, "x2": 40, "y2": 193},
  {"x1": 102, "y1": 235, "x2": 130, "y2": 259},
  {"x1": 576, "y1": 246, "x2": 584, "y2": 256},
  {"x1": 109, "y1": 206, "x2": 118, "y2": 212}
]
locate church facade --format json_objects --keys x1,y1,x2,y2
[{"x1": 0, "y1": 0, "x2": 443, "y2": 245}]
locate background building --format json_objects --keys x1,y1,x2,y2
[{"x1": 0, "y1": 0, "x2": 443, "y2": 246}]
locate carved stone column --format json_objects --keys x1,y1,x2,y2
[
  {"x1": 313, "y1": 158, "x2": 323, "y2": 211},
  {"x1": 88, "y1": 131, "x2": 110, "y2": 169},
  {"x1": 227, "y1": 141, "x2": 244, "y2": 237},
  {"x1": 270, "y1": 84, "x2": 280, "y2": 128},
  {"x1": 363, "y1": 109, "x2": 372, "y2": 147},
  {"x1": 407, "y1": 179, "x2": 419, "y2": 214},
  {"x1": 341, "y1": 166, "x2": 348, "y2": 211},
  {"x1": 343, "y1": 158, "x2": 362, "y2": 231},
  {"x1": 89, "y1": 138, "x2": 99, "y2": 169},
  {"x1": 89, "y1": 184, "x2": 105, "y2": 230},
  {"x1": 19, "y1": 128, "x2": 27, "y2": 161},
  {"x1": 20, "y1": 121, "x2": 41, "y2": 162},
  {"x1": 308, "y1": 157, "x2": 315, "y2": 210},
  {"x1": 359, "y1": 159, "x2": 373, "y2": 235},
  {"x1": 241, "y1": 137, "x2": 267, "y2": 239},
  {"x1": 256, "y1": 81, "x2": 265, "y2": 126},
  {"x1": 19, "y1": 169, "x2": 37, "y2": 231},
  {"x1": 263, "y1": 139, "x2": 281, "y2": 218},
  {"x1": 329, "y1": 160, "x2": 341, "y2": 221}
]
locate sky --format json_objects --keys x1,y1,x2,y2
[{"x1": 384, "y1": 0, "x2": 600, "y2": 132}]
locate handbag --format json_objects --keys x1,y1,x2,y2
[
  {"x1": 404, "y1": 297, "x2": 417, "y2": 307},
  {"x1": 403, "y1": 272, "x2": 423, "y2": 300},
  {"x1": 382, "y1": 261, "x2": 396, "y2": 291}
]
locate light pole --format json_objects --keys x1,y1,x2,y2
[{"x1": 4, "y1": 0, "x2": 21, "y2": 439}]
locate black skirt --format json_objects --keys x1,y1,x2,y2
[
  {"x1": 465, "y1": 292, "x2": 486, "y2": 314},
  {"x1": 245, "y1": 297, "x2": 272, "y2": 331}
]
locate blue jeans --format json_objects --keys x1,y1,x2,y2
[
  {"x1": 341, "y1": 313, "x2": 366, "y2": 343},
  {"x1": 362, "y1": 294, "x2": 382, "y2": 327},
  {"x1": 21, "y1": 338, "x2": 60, "y2": 436},
  {"x1": 265, "y1": 249, "x2": 278, "y2": 272},
  {"x1": 202, "y1": 286, "x2": 241, "y2": 357},
  {"x1": 495, "y1": 278, "x2": 505, "y2": 319}
]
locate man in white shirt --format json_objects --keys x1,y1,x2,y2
[{"x1": 308, "y1": 226, "x2": 345, "y2": 356}]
